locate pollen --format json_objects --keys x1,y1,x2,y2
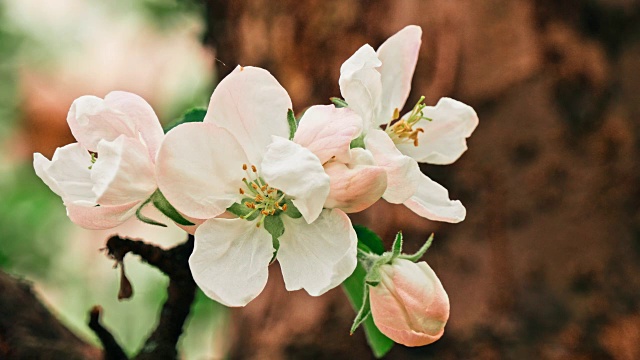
[
  {"x1": 384, "y1": 96, "x2": 430, "y2": 147},
  {"x1": 239, "y1": 163, "x2": 288, "y2": 224}
]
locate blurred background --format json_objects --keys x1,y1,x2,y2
[{"x1": 1, "y1": 0, "x2": 640, "y2": 359}]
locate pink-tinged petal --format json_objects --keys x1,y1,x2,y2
[
  {"x1": 339, "y1": 44, "x2": 383, "y2": 130},
  {"x1": 34, "y1": 143, "x2": 96, "y2": 206},
  {"x1": 278, "y1": 209, "x2": 357, "y2": 296},
  {"x1": 67, "y1": 92, "x2": 163, "y2": 159},
  {"x1": 190, "y1": 217, "x2": 274, "y2": 307},
  {"x1": 261, "y1": 137, "x2": 330, "y2": 223},
  {"x1": 156, "y1": 122, "x2": 250, "y2": 220},
  {"x1": 397, "y1": 98, "x2": 479, "y2": 165},
  {"x1": 324, "y1": 149, "x2": 387, "y2": 213},
  {"x1": 206, "y1": 66, "x2": 291, "y2": 165},
  {"x1": 67, "y1": 95, "x2": 137, "y2": 152},
  {"x1": 403, "y1": 173, "x2": 466, "y2": 223},
  {"x1": 66, "y1": 201, "x2": 140, "y2": 230},
  {"x1": 364, "y1": 129, "x2": 420, "y2": 204},
  {"x1": 376, "y1": 25, "x2": 422, "y2": 126},
  {"x1": 91, "y1": 136, "x2": 156, "y2": 206},
  {"x1": 369, "y1": 259, "x2": 450, "y2": 347},
  {"x1": 104, "y1": 91, "x2": 164, "y2": 161},
  {"x1": 294, "y1": 105, "x2": 362, "y2": 164}
]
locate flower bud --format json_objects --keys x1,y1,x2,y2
[
  {"x1": 369, "y1": 258, "x2": 449, "y2": 346},
  {"x1": 324, "y1": 148, "x2": 387, "y2": 213}
]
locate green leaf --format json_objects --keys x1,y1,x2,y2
[
  {"x1": 150, "y1": 189, "x2": 195, "y2": 226},
  {"x1": 163, "y1": 107, "x2": 207, "y2": 133},
  {"x1": 342, "y1": 262, "x2": 394, "y2": 358},
  {"x1": 282, "y1": 198, "x2": 302, "y2": 219},
  {"x1": 391, "y1": 231, "x2": 403, "y2": 259},
  {"x1": 287, "y1": 108, "x2": 297, "y2": 140},
  {"x1": 400, "y1": 233, "x2": 434, "y2": 262},
  {"x1": 135, "y1": 198, "x2": 167, "y2": 227},
  {"x1": 353, "y1": 225, "x2": 385, "y2": 255},
  {"x1": 330, "y1": 97, "x2": 348, "y2": 108}
]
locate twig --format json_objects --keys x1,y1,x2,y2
[
  {"x1": 103, "y1": 235, "x2": 197, "y2": 360},
  {"x1": 88, "y1": 306, "x2": 128, "y2": 360}
]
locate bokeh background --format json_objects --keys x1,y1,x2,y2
[{"x1": 2, "y1": 0, "x2": 640, "y2": 359}]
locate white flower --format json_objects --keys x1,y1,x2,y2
[
  {"x1": 156, "y1": 66, "x2": 359, "y2": 307},
  {"x1": 339, "y1": 25, "x2": 479, "y2": 223},
  {"x1": 33, "y1": 91, "x2": 163, "y2": 229}
]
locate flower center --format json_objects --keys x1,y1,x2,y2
[
  {"x1": 383, "y1": 96, "x2": 431, "y2": 147},
  {"x1": 239, "y1": 164, "x2": 287, "y2": 227}
]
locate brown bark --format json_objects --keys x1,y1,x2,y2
[{"x1": 0, "y1": 271, "x2": 100, "y2": 359}]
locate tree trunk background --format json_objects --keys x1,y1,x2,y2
[{"x1": 206, "y1": 0, "x2": 640, "y2": 359}]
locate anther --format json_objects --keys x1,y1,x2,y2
[
  {"x1": 282, "y1": 204, "x2": 288, "y2": 211},
  {"x1": 243, "y1": 164, "x2": 248, "y2": 170},
  {"x1": 251, "y1": 165, "x2": 257, "y2": 172},
  {"x1": 239, "y1": 188, "x2": 245, "y2": 195}
]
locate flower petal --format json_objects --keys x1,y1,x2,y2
[
  {"x1": 190, "y1": 217, "x2": 274, "y2": 307},
  {"x1": 34, "y1": 143, "x2": 96, "y2": 206},
  {"x1": 397, "y1": 98, "x2": 479, "y2": 165},
  {"x1": 339, "y1": 44, "x2": 383, "y2": 130},
  {"x1": 261, "y1": 137, "x2": 330, "y2": 223},
  {"x1": 278, "y1": 209, "x2": 357, "y2": 296},
  {"x1": 66, "y1": 202, "x2": 139, "y2": 230},
  {"x1": 91, "y1": 136, "x2": 157, "y2": 206},
  {"x1": 67, "y1": 95, "x2": 135, "y2": 152},
  {"x1": 324, "y1": 149, "x2": 387, "y2": 213},
  {"x1": 205, "y1": 66, "x2": 292, "y2": 164},
  {"x1": 375, "y1": 25, "x2": 422, "y2": 127},
  {"x1": 403, "y1": 172, "x2": 466, "y2": 223},
  {"x1": 104, "y1": 91, "x2": 165, "y2": 161},
  {"x1": 370, "y1": 259, "x2": 449, "y2": 347},
  {"x1": 156, "y1": 122, "x2": 250, "y2": 220},
  {"x1": 294, "y1": 105, "x2": 362, "y2": 164},
  {"x1": 364, "y1": 129, "x2": 420, "y2": 204}
]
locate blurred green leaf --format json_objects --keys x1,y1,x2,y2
[{"x1": 163, "y1": 107, "x2": 207, "y2": 133}]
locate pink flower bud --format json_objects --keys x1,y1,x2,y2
[{"x1": 369, "y1": 259, "x2": 450, "y2": 347}]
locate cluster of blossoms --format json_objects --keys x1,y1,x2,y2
[{"x1": 34, "y1": 26, "x2": 477, "y2": 349}]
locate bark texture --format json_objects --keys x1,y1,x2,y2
[{"x1": 204, "y1": 0, "x2": 640, "y2": 358}]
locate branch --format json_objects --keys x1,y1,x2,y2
[
  {"x1": 104, "y1": 235, "x2": 197, "y2": 360},
  {"x1": 88, "y1": 306, "x2": 128, "y2": 360}
]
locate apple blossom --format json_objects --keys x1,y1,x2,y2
[
  {"x1": 368, "y1": 258, "x2": 450, "y2": 347},
  {"x1": 338, "y1": 25, "x2": 479, "y2": 223},
  {"x1": 292, "y1": 105, "x2": 388, "y2": 213},
  {"x1": 156, "y1": 66, "x2": 364, "y2": 307},
  {"x1": 33, "y1": 91, "x2": 164, "y2": 229}
]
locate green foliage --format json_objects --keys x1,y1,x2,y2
[
  {"x1": 342, "y1": 261, "x2": 394, "y2": 358},
  {"x1": 163, "y1": 107, "x2": 207, "y2": 133},
  {"x1": 330, "y1": 97, "x2": 348, "y2": 108},
  {"x1": 342, "y1": 225, "x2": 394, "y2": 358},
  {"x1": 287, "y1": 109, "x2": 297, "y2": 140}
]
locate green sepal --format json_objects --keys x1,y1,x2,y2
[
  {"x1": 135, "y1": 198, "x2": 167, "y2": 227},
  {"x1": 399, "y1": 233, "x2": 434, "y2": 262},
  {"x1": 163, "y1": 107, "x2": 207, "y2": 133},
  {"x1": 350, "y1": 135, "x2": 366, "y2": 149},
  {"x1": 350, "y1": 284, "x2": 371, "y2": 334},
  {"x1": 263, "y1": 215, "x2": 284, "y2": 242},
  {"x1": 330, "y1": 97, "x2": 348, "y2": 108},
  {"x1": 282, "y1": 198, "x2": 302, "y2": 219},
  {"x1": 390, "y1": 231, "x2": 403, "y2": 259},
  {"x1": 150, "y1": 189, "x2": 195, "y2": 226},
  {"x1": 287, "y1": 108, "x2": 297, "y2": 140},
  {"x1": 226, "y1": 199, "x2": 260, "y2": 221},
  {"x1": 342, "y1": 260, "x2": 394, "y2": 358},
  {"x1": 353, "y1": 225, "x2": 385, "y2": 255}
]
